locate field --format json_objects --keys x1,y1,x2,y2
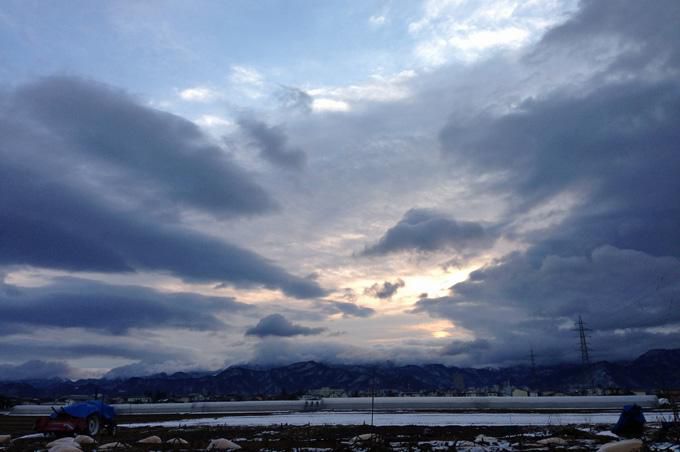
[{"x1": 1, "y1": 410, "x2": 679, "y2": 451}]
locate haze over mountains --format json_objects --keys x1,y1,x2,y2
[{"x1": 1, "y1": 349, "x2": 677, "y2": 401}]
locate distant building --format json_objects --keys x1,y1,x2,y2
[{"x1": 305, "y1": 387, "x2": 347, "y2": 398}]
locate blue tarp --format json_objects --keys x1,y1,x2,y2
[
  {"x1": 612, "y1": 404, "x2": 646, "y2": 437},
  {"x1": 53, "y1": 400, "x2": 116, "y2": 421}
]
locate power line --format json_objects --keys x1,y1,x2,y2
[{"x1": 574, "y1": 315, "x2": 594, "y2": 391}]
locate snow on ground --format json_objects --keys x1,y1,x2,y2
[{"x1": 120, "y1": 410, "x2": 674, "y2": 428}]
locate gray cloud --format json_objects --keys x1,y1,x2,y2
[
  {"x1": 276, "y1": 85, "x2": 313, "y2": 113},
  {"x1": 0, "y1": 339, "x2": 191, "y2": 363},
  {"x1": 12, "y1": 76, "x2": 275, "y2": 217},
  {"x1": 238, "y1": 117, "x2": 307, "y2": 170},
  {"x1": 362, "y1": 209, "x2": 495, "y2": 256},
  {"x1": 0, "y1": 360, "x2": 74, "y2": 381},
  {"x1": 441, "y1": 339, "x2": 491, "y2": 357},
  {"x1": 410, "y1": 0, "x2": 680, "y2": 365},
  {"x1": 2, "y1": 0, "x2": 679, "y2": 373},
  {"x1": 415, "y1": 246, "x2": 680, "y2": 365},
  {"x1": 315, "y1": 300, "x2": 376, "y2": 318},
  {"x1": 0, "y1": 77, "x2": 325, "y2": 299},
  {"x1": 103, "y1": 361, "x2": 208, "y2": 379},
  {"x1": 531, "y1": 0, "x2": 680, "y2": 74},
  {"x1": 245, "y1": 314, "x2": 326, "y2": 337},
  {"x1": 246, "y1": 337, "x2": 447, "y2": 367},
  {"x1": 364, "y1": 279, "x2": 405, "y2": 299},
  {"x1": 0, "y1": 277, "x2": 251, "y2": 335},
  {"x1": 438, "y1": 2, "x2": 680, "y2": 261}
]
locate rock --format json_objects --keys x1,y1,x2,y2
[
  {"x1": 98, "y1": 442, "x2": 130, "y2": 450},
  {"x1": 49, "y1": 446, "x2": 83, "y2": 452},
  {"x1": 538, "y1": 437, "x2": 568, "y2": 446},
  {"x1": 47, "y1": 437, "x2": 80, "y2": 448},
  {"x1": 166, "y1": 437, "x2": 189, "y2": 445},
  {"x1": 350, "y1": 433, "x2": 380, "y2": 443},
  {"x1": 74, "y1": 435, "x2": 96, "y2": 445},
  {"x1": 475, "y1": 434, "x2": 499, "y2": 444},
  {"x1": 206, "y1": 438, "x2": 242, "y2": 450},
  {"x1": 0, "y1": 435, "x2": 10, "y2": 444},
  {"x1": 596, "y1": 439, "x2": 644, "y2": 452},
  {"x1": 137, "y1": 435, "x2": 162, "y2": 444}
]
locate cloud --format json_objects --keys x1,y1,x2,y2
[
  {"x1": 362, "y1": 209, "x2": 495, "y2": 256},
  {"x1": 315, "y1": 300, "x2": 376, "y2": 318},
  {"x1": 311, "y1": 98, "x2": 351, "y2": 113},
  {"x1": 531, "y1": 0, "x2": 680, "y2": 74},
  {"x1": 364, "y1": 279, "x2": 405, "y2": 299},
  {"x1": 276, "y1": 85, "x2": 313, "y2": 113},
  {"x1": 238, "y1": 117, "x2": 307, "y2": 170},
  {"x1": 0, "y1": 277, "x2": 252, "y2": 335},
  {"x1": 307, "y1": 70, "x2": 415, "y2": 107},
  {"x1": 0, "y1": 360, "x2": 74, "y2": 381},
  {"x1": 246, "y1": 337, "x2": 446, "y2": 367},
  {"x1": 230, "y1": 65, "x2": 265, "y2": 99},
  {"x1": 230, "y1": 65, "x2": 264, "y2": 86},
  {"x1": 369, "y1": 15, "x2": 386, "y2": 27},
  {"x1": 0, "y1": 336, "x2": 193, "y2": 363},
  {"x1": 245, "y1": 314, "x2": 326, "y2": 337},
  {"x1": 408, "y1": 0, "x2": 571, "y2": 65},
  {"x1": 195, "y1": 114, "x2": 233, "y2": 129},
  {"x1": 441, "y1": 339, "x2": 490, "y2": 357},
  {"x1": 11, "y1": 76, "x2": 274, "y2": 216},
  {"x1": 414, "y1": 246, "x2": 680, "y2": 365},
  {"x1": 0, "y1": 77, "x2": 325, "y2": 298},
  {"x1": 178, "y1": 86, "x2": 220, "y2": 102},
  {"x1": 407, "y1": 0, "x2": 680, "y2": 366},
  {"x1": 103, "y1": 360, "x2": 208, "y2": 379}
]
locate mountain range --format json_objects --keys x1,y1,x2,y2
[{"x1": 1, "y1": 349, "x2": 678, "y2": 402}]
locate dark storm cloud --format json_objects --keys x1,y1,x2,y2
[
  {"x1": 422, "y1": 0, "x2": 680, "y2": 365},
  {"x1": 441, "y1": 339, "x2": 490, "y2": 357},
  {"x1": 531, "y1": 0, "x2": 680, "y2": 73},
  {"x1": 0, "y1": 277, "x2": 251, "y2": 334},
  {"x1": 0, "y1": 339, "x2": 190, "y2": 363},
  {"x1": 440, "y1": 81, "x2": 680, "y2": 245},
  {"x1": 247, "y1": 338, "x2": 443, "y2": 367},
  {"x1": 362, "y1": 209, "x2": 495, "y2": 256},
  {"x1": 364, "y1": 279, "x2": 405, "y2": 299},
  {"x1": 415, "y1": 246, "x2": 680, "y2": 365},
  {"x1": 103, "y1": 361, "x2": 208, "y2": 379},
  {"x1": 0, "y1": 166, "x2": 325, "y2": 296},
  {"x1": 245, "y1": 314, "x2": 326, "y2": 337},
  {"x1": 0, "y1": 77, "x2": 325, "y2": 298},
  {"x1": 0, "y1": 360, "x2": 73, "y2": 381},
  {"x1": 315, "y1": 300, "x2": 376, "y2": 318},
  {"x1": 238, "y1": 117, "x2": 307, "y2": 170},
  {"x1": 12, "y1": 76, "x2": 275, "y2": 216}
]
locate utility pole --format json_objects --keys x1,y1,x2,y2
[
  {"x1": 576, "y1": 315, "x2": 594, "y2": 392},
  {"x1": 370, "y1": 366, "x2": 375, "y2": 427},
  {"x1": 529, "y1": 347, "x2": 537, "y2": 389}
]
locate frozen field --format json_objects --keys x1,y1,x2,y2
[{"x1": 121, "y1": 410, "x2": 675, "y2": 428}]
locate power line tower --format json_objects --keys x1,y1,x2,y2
[{"x1": 575, "y1": 315, "x2": 594, "y2": 392}]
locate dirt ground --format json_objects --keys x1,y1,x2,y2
[{"x1": 1, "y1": 421, "x2": 679, "y2": 451}]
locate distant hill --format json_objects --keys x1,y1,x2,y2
[{"x1": 1, "y1": 349, "x2": 678, "y2": 400}]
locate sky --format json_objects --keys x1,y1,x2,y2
[{"x1": 1, "y1": 0, "x2": 679, "y2": 380}]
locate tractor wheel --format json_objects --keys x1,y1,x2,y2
[{"x1": 86, "y1": 414, "x2": 100, "y2": 436}]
